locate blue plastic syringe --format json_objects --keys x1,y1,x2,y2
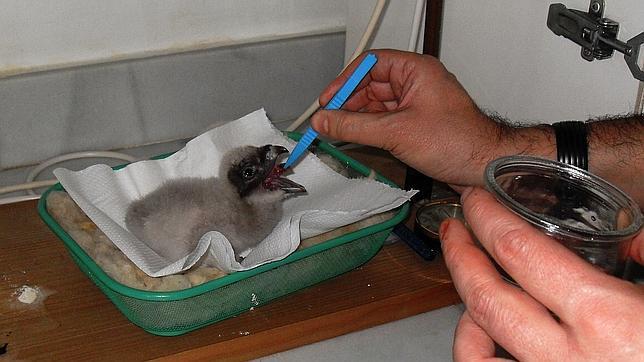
[{"x1": 283, "y1": 53, "x2": 378, "y2": 169}]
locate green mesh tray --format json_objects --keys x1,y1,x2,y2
[{"x1": 38, "y1": 134, "x2": 409, "y2": 336}]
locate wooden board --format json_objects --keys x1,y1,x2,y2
[{"x1": 0, "y1": 147, "x2": 460, "y2": 361}]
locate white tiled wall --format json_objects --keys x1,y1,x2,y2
[
  {"x1": 0, "y1": 34, "x2": 345, "y2": 170},
  {"x1": 0, "y1": 0, "x2": 346, "y2": 76}
]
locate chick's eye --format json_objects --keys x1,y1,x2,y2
[{"x1": 242, "y1": 167, "x2": 256, "y2": 180}]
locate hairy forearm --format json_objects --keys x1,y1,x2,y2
[
  {"x1": 586, "y1": 115, "x2": 643, "y2": 205},
  {"x1": 458, "y1": 111, "x2": 556, "y2": 189}
]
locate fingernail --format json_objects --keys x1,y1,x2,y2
[
  {"x1": 312, "y1": 115, "x2": 329, "y2": 135},
  {"x1": 438, "y1": 219, "x2": 450, "y2": 241},
  {"x1": 460, "y1": 186, "x2": 474, "y2": 203},
  {"x1": 321, "y1": 117, "x2": 329, "y2": 134}
]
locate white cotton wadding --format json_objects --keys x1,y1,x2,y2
[{"x1": 15, "y1": 285, "x2": 39, "y2": 304}]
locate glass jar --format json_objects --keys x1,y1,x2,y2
[{"x1": 485, "y1": 156, "x2": 642, "y2": 278}]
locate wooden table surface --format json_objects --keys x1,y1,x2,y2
[{"x1": 0, "y1": 147, "x2": 460, "y2": 361}]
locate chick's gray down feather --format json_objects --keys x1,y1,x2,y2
[{"x1": 124, "y1": 145, "x2": 305, "y2": 262}]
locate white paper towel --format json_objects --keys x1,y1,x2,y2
[{"x1": 54, "y1": 109, "x2": 416, "y2": 276}]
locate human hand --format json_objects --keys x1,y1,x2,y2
[
  {"x1": 311, "y1": 49, "x2": 554, "y2": 188},
  {"x1": 629, "y1": 217, "x2": 644, "y2": 266},
  {"x1": 440, "y1": 187, "x2": 644, "y2": 361}
]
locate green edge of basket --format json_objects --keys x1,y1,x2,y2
[{"x1": 37, "y1": 132, "x2": 410, "y2": 302}]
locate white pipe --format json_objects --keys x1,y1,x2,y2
[
  {"x1": 285, "y1": 0, "x2": 387, "y2": 132},
  {"x1": 0, "y1": 151, "x2": 138, "y2": 206},
  {"x1": 408, "y1": 0, "x2": 426, "y2": 52},
  {"x1": 346, "y1": 0, "x2": 388, "y2": 64},
  {"x1": 24, "y1": 151, "x2": 138, "y2": 195},
  {"x1": 0, "y1": 180, "x2": 57, "y2": 195},
  {"x1": 0, "y1": 194, "x2": 40, "y2": 205}
]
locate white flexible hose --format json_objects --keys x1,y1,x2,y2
[
  {"x1": 347, "y1": 0, "x2": 388, "y2": 64},
  {"x1": 0, "y1": 180, "x2": 58, "y2": 195},
  {"x1": 408, "y1": 0, "x2": 426, "y2": 52},
  {"x1": 286, "y1": 101, "x2": 321, "y2": 132},
  {"x1": 23, "y1": 151, "x2": 138, "y2": 195},
  {"x1": 0, "y1": 151, "x2": 138, "y2": 204},
  {"x1": 0, "y1": 194, "x2": 40, "y2": 206},
  {"x1": 285, "y1": 0, "x2": 387, "y2": 132}
]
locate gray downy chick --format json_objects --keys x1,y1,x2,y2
[{"x1": 124, "y1": 145, "x2": 306, "y2": 263}]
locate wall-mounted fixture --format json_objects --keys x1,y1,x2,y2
[{"x1": 547, "y1": 0, "x2": 644, "y2": 81}]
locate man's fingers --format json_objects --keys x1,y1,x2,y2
[
  {"x1": 459, "y1": 187, "x2": 624, "y2": 324},
  {"x1": 339, "y1": 81, "x2": 398, "y2": 112},
  {"x1": 453, "y1": 311, "x2": 498, "y2": 361},
  {"x1": 318, "y1": 52, "x2": 380, "y2": 108},
  {"x1": 311, "y1": 109, "x2": 390, "y2": 147},
  {"x1": 629, "y1": 230, "x2": 644, "y2": 265},
  {"x1": 440, "y1": 218, "x2": 565, "y2": 361},
  {"x1": 319, "y1": 49, "x2": 416, "y2": 108},
  {"x1": 319, "y1": 74, "x2": 374, "y2": 111},
  {"x1": 319, "y1": 74, "x2": 398, "y2": 113}
]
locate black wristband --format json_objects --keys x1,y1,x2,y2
[{"x1": 552, "y1": 120, "x2": 588, "y2": 170}]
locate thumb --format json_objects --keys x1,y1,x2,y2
[
  {"x1": 629, "y1": 230, "x2": 644, "y2": 265},
  {"x1": 311, "y1": 109, "x2": 389, "y2": 148}
]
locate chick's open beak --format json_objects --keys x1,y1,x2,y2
[
  {"x1": 274, "y1": 170, "x2": 307, "y2": 194},
  {"x1": 263, "y1": 145, "x2": 307, "y2": 194},
  {"x1": 266, "y1": 145, "x2": 289, "y2": 161}
]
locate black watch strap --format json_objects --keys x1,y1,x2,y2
[{"x1": 552, "y1": 120, "x2": 588, "y2": 170}]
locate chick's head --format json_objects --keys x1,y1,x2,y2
[{"x1": 222, "y1": 145, "x2": 306, "y2": 198}]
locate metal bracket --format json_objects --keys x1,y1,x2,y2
[{"x1": 547, "y1": 1, "x2": 644, "y2": 81}]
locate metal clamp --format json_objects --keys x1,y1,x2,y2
[{"x1": 547, "y1": 0, "x2": 644, "y2": 81}]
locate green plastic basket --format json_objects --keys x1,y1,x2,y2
[{"x1": 38, "y1": 134, "x2": 409, "y2": 336}]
